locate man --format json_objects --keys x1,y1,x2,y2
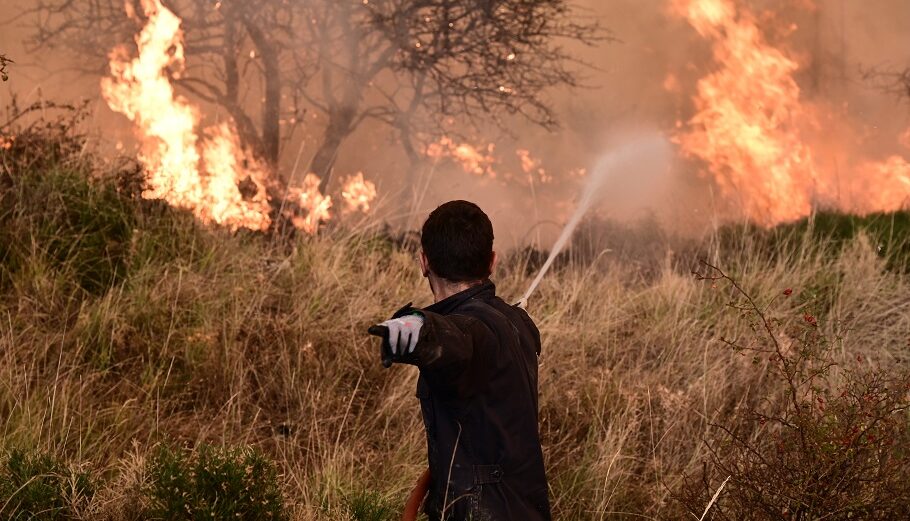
[{"x1": 371, "y1": 200, "x2": 551, "y2": 521}]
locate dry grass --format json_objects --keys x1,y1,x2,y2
[{"x1": 2, "y1": 121, "x2": 909, "y2": 519}]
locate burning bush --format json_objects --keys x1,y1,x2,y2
[{"x1": 677, "y1": 263, "x2": 910, "y2": 520}]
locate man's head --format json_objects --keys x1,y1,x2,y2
[{"x1": 420, "y1": 201, "x2": 495, "y2": 288}]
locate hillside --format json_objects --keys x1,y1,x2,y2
[{"x1": 2, "y1": 118, "x2": 909, "y2": 520}]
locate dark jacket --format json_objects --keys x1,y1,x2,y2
[{"x1": 390, "y1": 281, "x2": 550, "y2": 521}]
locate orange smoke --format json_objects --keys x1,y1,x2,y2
[{"x1": 672, "y1": 0, "x2": 910, "y2": 223}]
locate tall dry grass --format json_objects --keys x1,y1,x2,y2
[{"x1": 1, "y1": 115, "x2": 909, "y2": 519}]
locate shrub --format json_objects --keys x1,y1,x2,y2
[
  {"x1": 677, "y1": 263, "x2": 910, "y2": 520},
  {"x1": 0, "y1": 449, "x2": 95, "y2": 520},
  {"x1": 145, "y1": 444, "x2": 288, "y2": 520},
  {"x1": 0, "y1": 102, "x2": 136, "y2": 294},
  {"x1": 346, "y1": 490, "x2": 397, "y2": 521},
  {"x1": 714, "y1": 211, "x2": 910, "y2": 273}
]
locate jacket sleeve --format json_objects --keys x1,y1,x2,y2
[{"x1": 390, "y1": 305, "x2": 492, "y2": 397}]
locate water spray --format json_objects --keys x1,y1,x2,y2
[{"x1": 516, "y1": 135, "x2": 672, "y2": 308}]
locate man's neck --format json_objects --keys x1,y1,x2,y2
[{"x1": 431, "y1": 277, "x2": 484, "y2": 303}]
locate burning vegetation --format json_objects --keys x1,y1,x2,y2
[
  {"x1": 2, "y1": 1, "x2": 910, "y2": 519},
  {"x1": 671, "y1": 0, "x2": 910, "y2": 225},
  {"x1": 16, "y1": 0, "x2": 907, "y2": 233}
]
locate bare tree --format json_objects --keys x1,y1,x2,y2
[
  {"x1": 22, "y1": 0, "x2": 311, "y2": 172},
  {"x1": 17, "y1": 0, "x2": 603, "y2": 192},
  {"x1": 861, "y1": 65, "x2": 910, "y2": 102},
  {"x1": 300, "y1": 0, "x2": 604, "y2": 191}
]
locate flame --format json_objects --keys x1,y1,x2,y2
[
  {"x1": 341, "y1": 173, "x2": 377, "y2": 213},
  {"x1": 516, "y1": 149, "x2": 553, "y2": 184},
  {"x1": 102, "y1": 0, "x2": 342, "y2": 234},
  {"x1": 286, "y1": 173, "x2": 332, "y2": 234},
  {"x1": 102, "y1": 0, "x2": 273, "y2": 231},
  {"x1": 200, "y1": 124, "x2": 272, "y2": 230},
  {"x1": 671, "y1": 0, "x2": 819, "y2": 225},
  {"x1": 426, "y1": 137, "x2": 497, "y2": 177},
  {"x1": 672, "y1": 0, "x2": 910, "y2": 223},
  {"x1": 854, "y1": 156, "x2": 910, "y2": 212}
]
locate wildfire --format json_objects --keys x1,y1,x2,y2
[
  {"x1": 426, "y1": 137, "x2": 497, "y2": 178},
  {"x1": 102, "y1": 0, "x2": 273, "y2": 231},
  {"x1": 341, "y1": 173, "x2": 378, "y2": 213},
  {"x1": 671, "y1": 0, "x2": 819, "y2": 225},
  {"x1": 286, "y1": 174, "x2": 332, "y2": 234},
  {"x1": 103, "y1": 0, "x2": 335, "y2": 233},
  {"x1": 516, "y1": 149, "x2": 553, "y2": 184},
  {"x1": 854, "y1": 157, "x2": 910, "y2": 213},
  {"x1": 672, "y1": 0, "x2": 910, "y2": 223},
  {"x1": 99, "y1": 0, "x2": 910, "y2": 232}
]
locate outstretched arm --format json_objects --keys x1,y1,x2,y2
[{"x1": 372, "y1": 308, "x2": 492, "y2": 396}]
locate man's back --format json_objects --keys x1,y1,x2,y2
[{"x1": 397, "y1": 281, "x2": 550, "y2": 521}]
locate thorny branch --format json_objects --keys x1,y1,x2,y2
[
  {"x1": 0, "y1": 54, "x2": 11, "y2": 81},
  {"x1": 680, "y1": 261, "x2": 910, "y2": 519}
]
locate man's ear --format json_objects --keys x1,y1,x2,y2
[
  {"x1": 420, "y1": 251, "x2": 430, "y2": 278},
  {"x1": 489, "y1": 251, "x2": 498, "y2": 276}
]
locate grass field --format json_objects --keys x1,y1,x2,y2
[{"x1": 1, "y1": 121, "x2": 909, "y2": 519}]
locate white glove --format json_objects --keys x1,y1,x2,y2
[{"x1": 380, "y1": 315, "x2": 424, "y2": 355}]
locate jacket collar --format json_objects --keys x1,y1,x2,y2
[{"x1": 425, "y1": 279, "x2": 495, "y2": 315}]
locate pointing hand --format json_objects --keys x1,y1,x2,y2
[{"x1": 379, "y1": 315, "x2": 424, "y2": 355}]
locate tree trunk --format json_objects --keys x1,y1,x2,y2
[
  {"x1": 310, "y1": 106, "x2": 356, "y2": 193},
  {"x1": 218, "y1": 3, "x2": 265, "y2": 162},
  {"x1": 244, "y1": 19, "x2": 281, "y2": 167}
]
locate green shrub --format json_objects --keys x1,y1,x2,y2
[
  {"x1": 0, "y1": 104, "x2": 136, "y2": 294},
  {"x1": 145, "y1": 444, "x2": 288, "y2": 520},
  {"x1": 346, "y1": 490, "x2": 397, "y2": 521},
  {"x1": 714, "y1": 210, "x2": 910, "y2": 272},
  {"x1": 0, "y1": 449, "x2": 94, "y2": 520}
]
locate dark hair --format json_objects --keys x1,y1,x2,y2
[{"x1": 421, "y1": 200, "x2": 494, "y2": 282}]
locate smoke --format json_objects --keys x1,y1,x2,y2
[{"x1": 2, "y1": 0, "x2": 910, "y2": 245}]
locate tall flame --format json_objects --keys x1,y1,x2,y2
[
  {"x1": 102, "y1": 0, "x2": 272, "y2": 231},
  {"x1": 672, "y1": 0, "x2": 910, "y2": 223},
  {"x1": 671, "y1": 0, "x2": 819, "y2": 225},
  {"x1": 102, "y1": 0, "x2": 339, "y2": 233}
]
